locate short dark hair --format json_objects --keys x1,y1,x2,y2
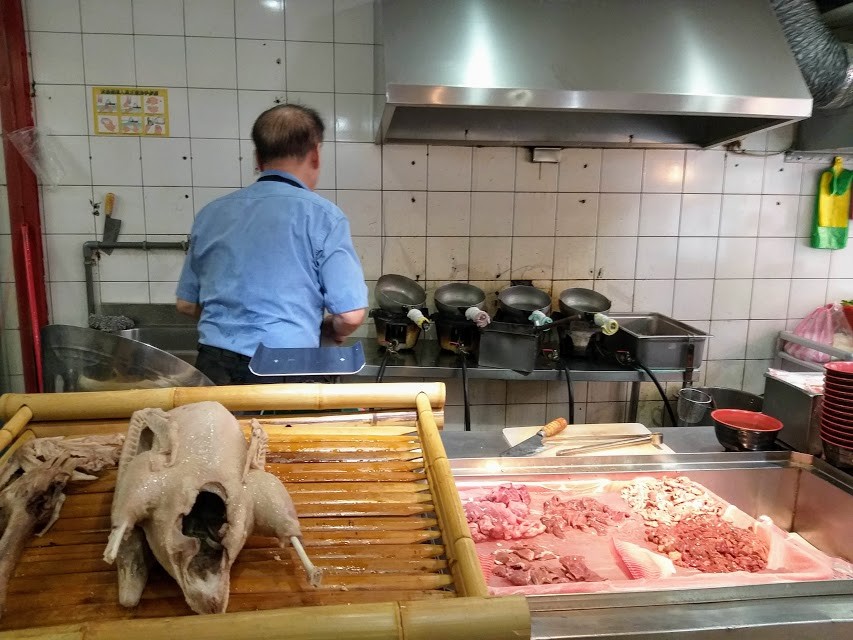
[{"x1": 251, "y1": 103, "x2": 325, "y2": 165}]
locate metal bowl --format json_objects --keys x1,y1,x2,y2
[
  {"x1": 498, "y1": 285, "x2": 551, "y2": 322},
  {"x1": 375, "y1": 274, "x2": 426, "y2": 313},
  {"x1": 434, "y1": 283, "x2": 486, "y2": 318},
  {"x1": 558, "y1": 287, "x2": 611, "y2": 317},
  {"x1": 712, "y1": 409, "x2": 783, "y2": 452}
]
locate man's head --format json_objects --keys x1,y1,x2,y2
[{"x1": 252, "y1": 104, "x2": 325, "y2": 189}]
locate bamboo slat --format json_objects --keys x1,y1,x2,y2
[
  {"x1": 0, "y1": 428, "x2": 35, "y2": 468},
  {"x1": 0, "y1": 405, "x2": 33, "y2": 451}
]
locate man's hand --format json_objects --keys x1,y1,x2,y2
[
  {"x1": 321, "y1": 309, "x2": 366, "y2": 344},
  {"x1": 176, "y1": 298, "x2": 201, "y2": 319}
]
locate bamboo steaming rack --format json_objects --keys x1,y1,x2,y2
[{"x1": 0, "y1": 383, "x2": 530, "y2": 640}]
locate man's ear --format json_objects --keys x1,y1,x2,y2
[
  {"x1": 254, "y1": 150, "x2": 260, "y2": 173},
  {"x1": 311, "y1": 145, "x2": 321, "y2": 169}
]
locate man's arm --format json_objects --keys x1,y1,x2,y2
[
  {"x1": 176, "y1": 298, "x2": 201, "y2": 319},
  {"x1": 318, "y1": 216, "x2": 369, "y2": 342},
  {"x1": 321, "y1": 309, "x2": 366, "y2": 344}
]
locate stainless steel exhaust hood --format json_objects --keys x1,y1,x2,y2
[{"x1": 375, "y1": 0, "x2": 814, "y2": 148}]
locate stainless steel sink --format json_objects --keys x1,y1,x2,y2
[{"x1": 116, "y1": 327, "x2": 199, "y2": 365}]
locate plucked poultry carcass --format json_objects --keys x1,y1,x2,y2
[{"x1": 103, "y1": 401, "x2": 319, "y2": 615}]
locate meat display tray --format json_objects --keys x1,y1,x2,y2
[{"x1": 0, "y1": 384, "x2": 528, "y2": 640}]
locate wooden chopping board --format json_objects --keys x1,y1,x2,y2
[{"x1": 502, "y1": 423, "x2": 674, "y2": 457}]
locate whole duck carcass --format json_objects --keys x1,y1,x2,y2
[{"x1": 104, "y1": 401, "x2": 318, "y2": 614}]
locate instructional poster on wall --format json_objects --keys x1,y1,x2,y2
[{"x1": 92, "y1": 87, "x2": 169, "y2": 136}]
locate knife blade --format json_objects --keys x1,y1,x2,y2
[
  {"x1": 101, "y1": 192, "x2": 121, "y2": 253},
  {"x1": 500, "y1": 417, "x2": 568, "y2": 457}
]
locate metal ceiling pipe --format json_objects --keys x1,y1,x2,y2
[{"x1": 771, "y1": 0, "x2": 853, "y2": 109}]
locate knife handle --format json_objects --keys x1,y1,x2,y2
[
  {"x1": 542, "y1": 417, "x2": 568, "y2": 438},
  {"x1": 104, "y1": 192, "x2": 116, "y2": 218}
]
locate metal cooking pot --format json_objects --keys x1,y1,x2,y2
[
  {"x1": 558, "y1": 287, "x2": 611, "y2": 317},
  {"x1": 434, "y1": 283, "x2": 486, "y2": 318},
  {"x1": 375, "y1": 274, "x2": 426, "y2": 314},
  {"x1": 498, "y1": 285, "x2": 552, "y2": 323}
]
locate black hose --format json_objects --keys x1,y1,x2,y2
[
  {"x1": 375, "y1": 349, "x2": 390, "y2": 383},
  {"x1": 560, "y1": 358, "x2": 575, "y2": 424},
  {"x1": 461, "y1": 353, "x2": 471, "y2": 432},
  {"x1": 635, "y1": 361, "x2": 677, "y2": 427}
]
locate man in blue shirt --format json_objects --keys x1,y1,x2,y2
[{"x1": 176, "y1": 104, "x2": 368, "y2": 384}]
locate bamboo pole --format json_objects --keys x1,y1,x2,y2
[
  {"x1": 0, "y1": 429, "x2": 35, "y2": 468},
  {"x1": 415, "y1": 392, "x2": 488, "y2": 599},
  {"x1": 0, "y1": 383, "x2": 445, "y2": 421},
  {"x1": 0, "y1": 405, "x2": 33, "y2": 451}
]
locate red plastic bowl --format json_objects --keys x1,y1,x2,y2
[
  {"x1": 820, "y1": 423, "x2": 853, "y2": 444},
  {"x1": 711, "y1": 409, "x2": 783, "y2": 432},
  {"x1": 820, "y1": 429, "x2": 853, "y2": 448},
  {"x1": 820, "y1": 414, "x2": 853, "y2": 435},
  {"x1": 823, "y1": 382, "x2": 853, "y2": 399},
  {"x1": 825, "y1": 362, "x2": 853, "y2": 377},
  {"x1": 820, "y1": 403, "x2": 853, "y2": 425}
]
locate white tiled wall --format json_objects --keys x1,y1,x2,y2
[
  {"x1": 12, "y1": 0, "x2": 851, "y2": 424},
  {"x1": 0, "y1": 118, "x2": 24, "y2": 394}
]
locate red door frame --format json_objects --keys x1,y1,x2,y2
[{"x1": 0, "y1": 0, "x2": 49, "y2": 392}]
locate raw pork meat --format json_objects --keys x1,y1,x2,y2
[
  {"x1": 465, "y1": 483, "x2": 546, "y2": 542},
  {"x1": 541, "y1": 496, "x2": 630, "y2": 537},
  {"x1": 647, "y1": 514, "x2": 769, "y2": 573},
  {"x1": 492, "y1": 543, "x2": 603, "y2": 586},
  {"x1": 621, "y1": 476, "x2": 724, "y2": 527},
  {"x1": 103, "y1": 402, "x2": 311, "y2": 614}
]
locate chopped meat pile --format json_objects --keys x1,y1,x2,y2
[
  {"x1": 540, "y1": 496, "x2": 630, "y2": 537},
  {"x1": 464, "y1": 483, "x2": 546, "y2": 542},
  {"x1": 621, "y1": 476, "x2": 724, "y2": 527},
  {"x1": 493, "y1": 543, "x2": 604, "y2": 585},
  {"x1": 647, "y1": 514, "x2": 769, "y2": 573}
]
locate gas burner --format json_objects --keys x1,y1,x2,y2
[
  {"x1": 492, "y1": 308, "x2": 533, "y2": 325},
  {"x1": 431, "y1": 313, "x2": 480, "y2": 356},
  {"x1": 369, "y1": 308, "x2": 427, "y2": 351}
]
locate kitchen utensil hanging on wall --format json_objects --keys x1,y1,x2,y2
[{"x1": 101, "y1": 192, "x2": 121, "y2": 253}]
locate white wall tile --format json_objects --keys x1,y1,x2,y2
[
  {"x1": 143, "y1": 187, "x2": 194, "y2": 235},
  {"x1": 511, "y1": 237, "x2": 555, "y2": 280},
  {"x1": 684, "y1": 150, "x2": 725, "y2": 193},
  {"x1": 788, "y1": 279, "x2": 829, "y2": 318},
  {"x1": 382, "y1": 144, "x2": 427, "y2": 190},
  {"x1": 515, "y1": 148, "x2": 558, "y2": 192},
  {"x1": 558, "y1": 149, "x2": 601, "y2": 192},
  {"x1": 556, "y1": 193, "x2": 598, "y2": 236},
  {"x1": 638, "y1": 193, "x2": 681, "y2": 237},
  {"x1": 597, "y1": 193, "x2": 640, "y2": 236},
  {"x1": 351, "y1": 236, "x2": 381, "y2": 280},
  {"x1": 594, "y1": 236, "x2": 636, "y2": 280},
  {"x1": 45, "y1": 234, "x2": 90, "y2": 281},
  {"x1": 427, "y1": 192, "x2": 470, "y2": 236},
  {"x1": 30, "y1": 33, "x2": 84, "y2": 84},
  {"x1": 186, "y1": 37, "x2": 237, "y2": 88},
  {"x1": 679, "y1": 193, "x2": 721, "y2": 236},
  {"x1": 792, "y1": 241, "x2": 831, "y2": 279},
  {"x1": 185, "y1": 0, "x2": 234, "y2": 37},
  {"x1": 382, "y1": 237, "x2": 425, "y2": 279},
  {"x1": 83, "y1": 34, "x2": 135, "y2": 85},
  {"x1": 192, "y1": 139, "x2": 240, "y2": 187},
  {"x1": 334, "y1": 44, "x2": 374, "y2": 93},
  {"x1": 94, "y1": 186, "x2": 145, "y2": 235},
  {"x1": 335, "y1": 93, "x2": 373, "y2": 142},
  {"x1": 193, "y1": 187, "x2": 235, "y2": 212},
  {"x1": 505, "y1": 403, "x2": 546, "y2": 428},
  {"x1": 49, "y1": 282, "x2": 88, "y2": 326},
  {"x1": 334, "y1": 0, "x2": 374, "y2": 44},
  {"x1": 99, "y1": 248, "x2": 149, "y2": 281},
  {"x1": 141, "y1": 137, "x2": 191, "y2": 186},
  {"x1": 723, "y1": 153, "x2": 765, "y2": 194},
  {"x1": 90, "y1": 137, "x2": 142, "y2": 186},
  {"x1": 81, "y1": 0, "x2": 132, "y2": 33},
  {"x1": 286, "y1": 41, "x2": 334, "y2": 92},
  {"x1": 382, "y1": 191, "x2": 425, "y2": 236},
  {"x1": 754, "y1": 237, "x2": 794, "y2": 279},
  {"x1": 594, "y1": 279, "x2": 634, "y2": 312},
  {"x1": 712, "y1": 279, "x2": 753, "y2": 320},
  {"x1": 469, "y1": 237, "x2": 511, "y2": 280},
  {"x1": 286, "y1": 0, "x2": 333, "y2": 41},
  {"x1": 800, "y1": 163, "x2": 824, "y2": 196},
  {"x1": 829, "y1": 247, "x2": 853, "y2": 279},
  {"x1": 470, "y1": 192, "x2": 513, "y2": 236},
  {"x1": 749, "y1": 279, "x2": 790, "y2": 320},
  {"x1": 100, "y1": 280, "x2": 150, "y2": 303},
  {"x1": 426, "y1": 237, "x2": 468, "y2": 280},
  {"x1": 472, "y1": 148, "x2": 516, "y2": 191},
  {"x1": 34, "y1": 85, "x2": 88, "y2": 135},
  {"x1": 553, "y1": 237, "x2": 595, "y2": 280},
  {"x1": 149, "y1": 281, "x2": 180, "y2": 303},
  {"x1": 239, "y1": 138, "x2": 258, "y2": 185},
  {"x1": 673, "y1": 279, "x2": 713, "y2": 321},
  {"x1": 676, "y1": 237, "x2": 717, "y2": 279},
  {"x1": 743, "y1": 360, "x2": 772, "y2": 395},
  {"x1": 601, "y1": 149, "x2": 643, "y2": 192},
  {"x1": 708, "y1": 320, "x2": 748, "y2": 360},
  {"x1": 758, "y1": 195, "x2": 799, "y2": 237},
  {"x1": 633, "y1": 279, "x2": 674, "y2": 315},
  {"x1": 642, "y1": 149, "x2": 684, "y2": 193},
  {"x1": 762, "y1": 153, "x2": 802, "y2": 195},
  {"x1": 427, "y1": 147, "x2": 472, "y2": 191},
  {"x1": 188, "y1": 89, "x2": 239, "y2": 138},
  {"x1": 746, "y1": 319, "x2": 786, "y2": 359},
  {"x1": 237, "y1": 90, "x2": 284, "y2": 139},
  {"x1": 796, "y1": 196, "x2": 815, "y2": 238},
  {"x1": 236, "y1": 40, "x2": 286, "y2": 90},
  {"x1": 637, "y1": 237, "x2": 677, "y2": 279},
  {"x1": 705, "y1": 360, "x2": 745, "y2": 389},
  {"x1": 286, "y1": 91, "x2": 334, "y2": 138},
  {"x1": 507, "y1": 380, "x2": 549, "y2": 405},
  {"x1": 26, "y1": 0, "x2": 81, "y2": 32},
  {"x1": 134, "y1": 35, "x2": 187, "y2": 87},
  {"x1": 826, "y1": 279, "x2": 853, "y2": 303},
  {"x1": 147, "y1": 248, "x2": 186, "y2": 281},
  {"x1": 513, "y1": 193, "x2": 556, "y2": 237},
  {"x1": 133, "y1": 0, "x2": 185, "y2": 36},
  {"x1": 335, "y1": 142, "x2": 380, "y2": 189},
  {"x1": 42, "y1": 186, "x2": 95, "y2": 235},
  {"x1": 337, "y1": 190, "x2": 380, "y2": 235},
  {"x1": 236, "y1": 0, "x2": 284, "y2": 39},
  {"x1": 48, "y1": 135, "x2": 92, "y2": 186},
  {"x1": 719, "y1": 194, "x2": 761, "y2": 236}
]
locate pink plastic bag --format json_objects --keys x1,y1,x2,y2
[{"x1": 784, "y1": 304, "x2": 851, "y2": 363}]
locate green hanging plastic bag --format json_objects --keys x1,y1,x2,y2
[{"x1": 812, "y1": 156, "x2": 853, "y2": 250}]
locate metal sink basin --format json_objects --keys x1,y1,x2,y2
[{"x1": 116, "y1": 327, "x2": 199, "y2": 365}]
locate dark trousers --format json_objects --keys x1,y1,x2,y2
[{"x1": 196, "y1": 344, "x2": 286, "y2": 385}]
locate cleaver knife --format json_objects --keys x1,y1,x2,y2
[
  {"x1": 101, "y1": 192, "x2": 121, "y2": 253},
  {"x1": 500, "y1": 417, "x2": 568, "y2": 457}
]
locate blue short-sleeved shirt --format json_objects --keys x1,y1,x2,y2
[{"x1": 176, "y1": 170, "x2": 368, "y2": 356}]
